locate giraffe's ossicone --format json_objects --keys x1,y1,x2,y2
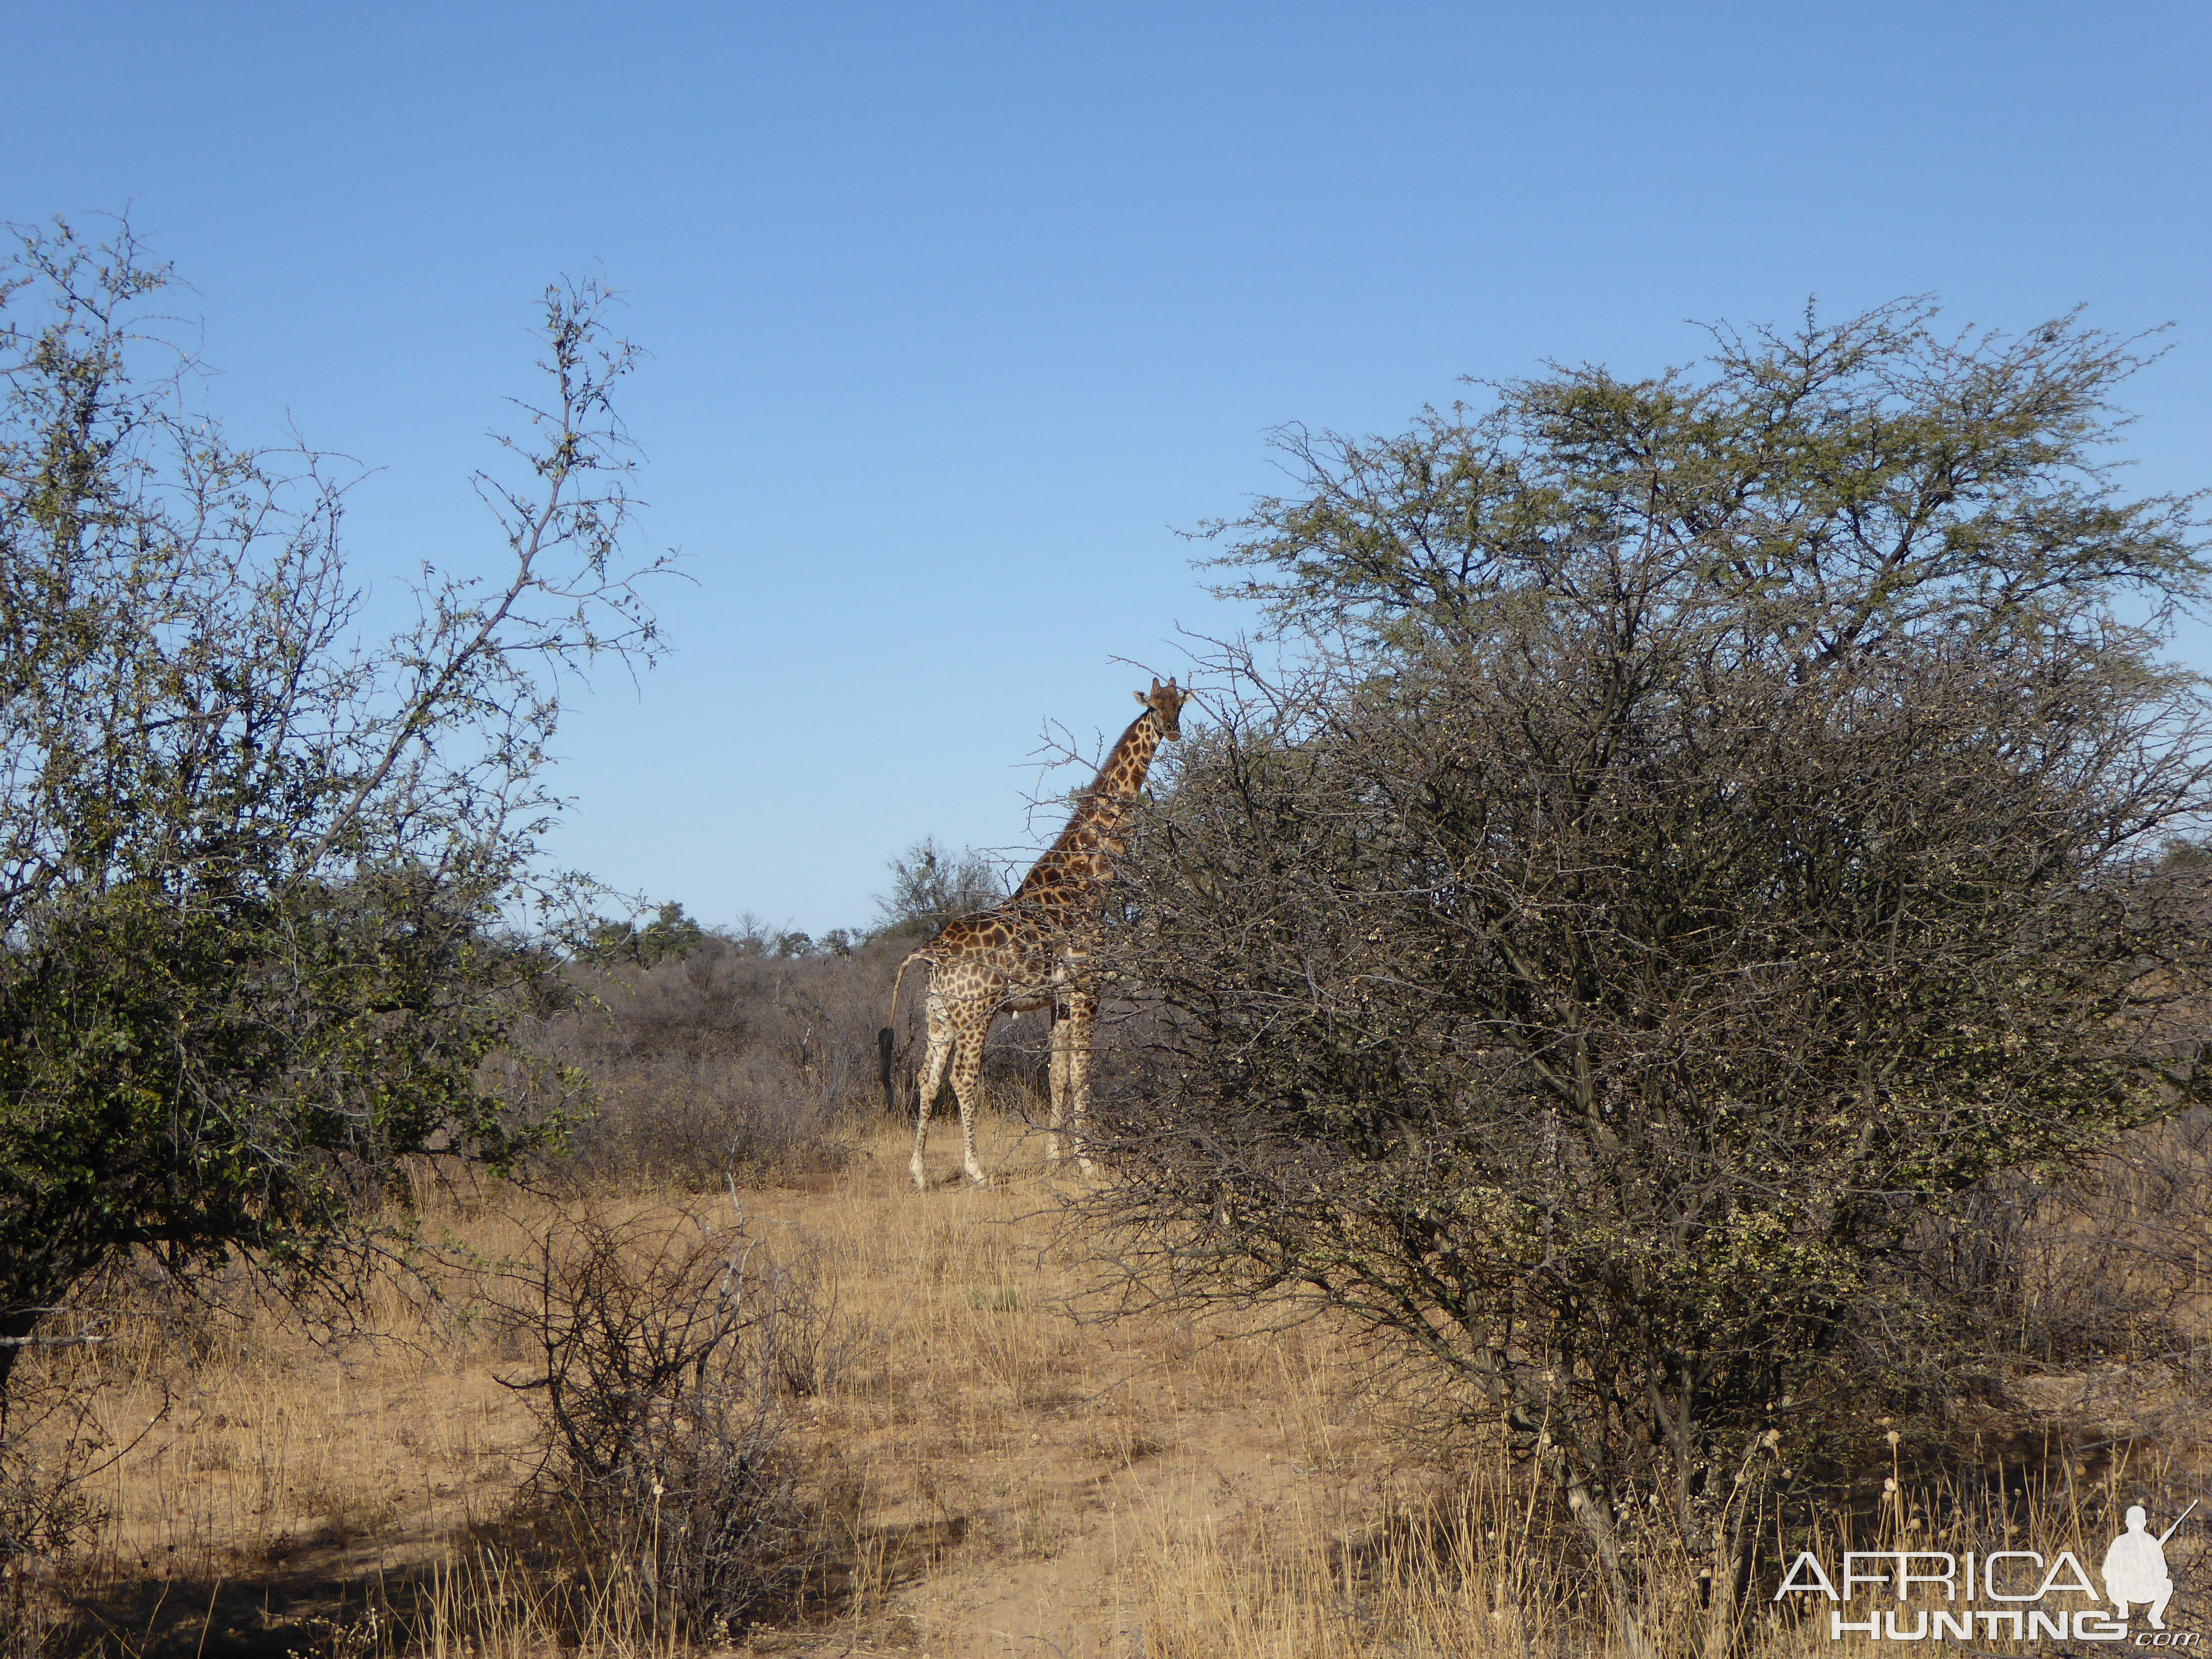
[{"x1": 887, "y1": 678, "x2": 1189, "y2": 1190}]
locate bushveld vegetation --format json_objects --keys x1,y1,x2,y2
[
  {"x1": 12, "y1": 1000, "x2": 2212, "y2": 1659},
  {"x1": 1088, "y1": 300, "x2": 2212, "y2": 1654},
  {"x1": 5, "y1": 218, "x2": 2210, "y2": 1658}
]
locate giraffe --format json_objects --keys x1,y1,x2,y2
[{"x1": 888, "y1": 678, "x2": 1189, "y2": 1190}]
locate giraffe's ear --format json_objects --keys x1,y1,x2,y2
[{"x1": 1134, "y1": 689, "x2": 1148, "y2": 706}]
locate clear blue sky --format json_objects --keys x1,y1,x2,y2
[{"x1": 9, "y1": 2, "x2": 2208, "y2": 937}]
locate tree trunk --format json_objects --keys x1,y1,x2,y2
[{"x1": 1550, "y1": 1453, "x2": 1654, "y2": 1659}]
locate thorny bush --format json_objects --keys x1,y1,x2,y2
[
  {"x1": 1086, "y1": 299, "x2": 2212, "y2": 1656},
  {"x1": 494, "y1": 1200, "x2": 854, "y2": 1636}
]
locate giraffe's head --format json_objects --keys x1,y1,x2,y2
[{"x1": 1132, "y1": 677, "x2": 1189, "y2": 741}]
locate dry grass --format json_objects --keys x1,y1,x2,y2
[{"x1": 14, "y1": 1093, "x2": 2212, "y2": 1659}]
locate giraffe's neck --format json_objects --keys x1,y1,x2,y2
[{"x1": 1012, "y1": 710, "x2": 1162, "y2": 905}]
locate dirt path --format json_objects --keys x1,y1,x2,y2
[{"x1": 51, "y1": 1124, "x2": 1394, "y2": 1659}]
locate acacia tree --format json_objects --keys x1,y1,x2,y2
[
  {"x1": 872, "y1": 835, "x2": 1002, "y2": 939},
  {"x1": 0, "y1": 219, "x2": 671, "y2": 1409},
  {"x1": 1086, "y1": 302, "x2": 2212, "y2": 1655}
]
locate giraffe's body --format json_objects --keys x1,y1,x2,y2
[{"x1": 893, "y1": 679, "x2": 1188, "y2": 1189}]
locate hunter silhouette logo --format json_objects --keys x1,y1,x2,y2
[
  {"x1": 1774, "y1": 1500, "x2": 2201, "y2": 1644},
  {"x1": 2105, "y1": 1501, "x2": 2193, "y2": 1631}
]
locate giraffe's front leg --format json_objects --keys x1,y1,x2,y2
[
  {"x1": 1046, "y1": 1002, "x2": 1072, "y2": 1168},
  {"x1": 1060, "y1": 983, "x2": 1097, "y2": 1181}
]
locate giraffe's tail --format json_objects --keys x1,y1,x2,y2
[
  {"x1": 885, "y1": 948, "x2": 928, "y2": 1040},
  {"x1": 880, "y1": 949, "x2": 933, "y2": 1105}
]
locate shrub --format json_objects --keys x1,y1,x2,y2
[
  {"x1": 0, "y1": 1345, "x2": 115, "y2": 1659},
  {"x1": 524, "y1": 933, "x2": 907, "y2": 1187},
  {"x1": 494, "y1": 1201, "x2": 849, "y2": 1637}
]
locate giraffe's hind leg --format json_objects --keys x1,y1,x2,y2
[
  {"x1": 910, "y1": 1003, "x2": 956, "y2": 1191},
  {"x1": 948, "y1": 1022, "x2": 990, "y2": 1188}
]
